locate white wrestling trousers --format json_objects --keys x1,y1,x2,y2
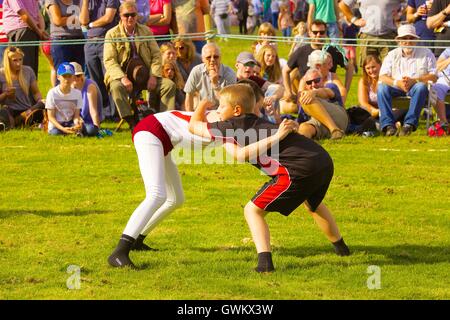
[{"x1": 123, "y1": 131, "x2": 185, "y2": 239}]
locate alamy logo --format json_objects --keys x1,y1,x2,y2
[{"x1": 367, "y1": 265, "x2": 381, "y2": 290}]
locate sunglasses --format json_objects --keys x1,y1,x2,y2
[
  {"x1": 205, "y1": 55, "x2": 220, "y2": 60},
  {"x1": 122, "y1": 12, "x2": 137, "y2": 18},
  {"x1": 243, "y1": 62, "x2": 256, "y2": 67},
  {"x1": 305, "y1": 77, "x2": 321, "y2": 85},
  {"x1": 175, "y1": 46, "x2": 185, "y2": 50},
  {"x1": 311, "y1": 30, "x2": 326, "y2": 35}
]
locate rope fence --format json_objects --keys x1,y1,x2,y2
[{"x1": 2, "y1": 31, "x2": 450, "y2": 50}]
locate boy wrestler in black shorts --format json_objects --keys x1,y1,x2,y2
[{"x1": 189, "y1": 83, "x2": 350, "y2": 272}]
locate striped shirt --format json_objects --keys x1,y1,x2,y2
[
  {"x1": 211, "y1": 0, "x2": 230, "y2": 16},
  {"x1": 0, "y1": 1, "x2": 8, "y2": 43}
]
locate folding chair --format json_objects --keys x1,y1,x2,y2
[{"x1": 391, "y1": 81, "x2": 435, "y2": 129}]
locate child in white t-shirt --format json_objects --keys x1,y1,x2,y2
[{"x1": 46, "y1": 62, "x2": 83, "y2": 136}]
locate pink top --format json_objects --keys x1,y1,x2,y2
[
  {"x1": 2, "y1": 0, "x2": 40, "y2": 35},
  {"x1": 149, "y1": 0, "x2": 171, "y2": 36}
]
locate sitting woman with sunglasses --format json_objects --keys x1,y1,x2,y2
[
  {"x1": 172, "y1": 37, "x2": 202, "y2": 83},
  {"x1": 0, "y1": 47, "x2": 45, "y2": 131}
]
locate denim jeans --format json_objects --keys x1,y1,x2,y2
[
  {"x1": 282, "y1": 27, "x2": 292, "y2": 37},
  {"x1": 378, "y1": 82, "x2": 428, "y2": 130},
  {"x1": 326, "y1": 22, "x2": 340, "y2": 41},
  {"x1": 82, "y1": 123, "x2": 99, "y2": 137}
]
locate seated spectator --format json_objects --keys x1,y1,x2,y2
[
  {"x1": 45, "y1": 62, "x2": 83, "y2": 136},
  {"x1": 236, "y1": 51, "x2": 283, "y2": 123},
  {"x1": 298, "y1": 68, "x2": 348, "y2": 140},
  {"x1": 431, "y1": 47, "x2": 450, "y2": 131},
  {"x1": 0, "y1": 46, "x2": 45, "y2": 130},
  {"x1": 162, "y1": 59, "x2": 185, "y2": 110},
  {"x1": 147, "y1": 0, "x2": 172, "y2": 46},
  {"x1": 104, "y1": 1, "x2": 176, "y2": 131},
  {"x1": 378, "y1": 24, "x2": 437, "y2": 136},
  {"x1": 307, "y1": 50, "x2": 347, "y2": 104},
  {"x1": 358, "y1": 54, "x2": 406, "y2": 123},
  {"x1": 70, "y1": 62, "x2": 103, "y2": 137},
  {"x1": 184, "y1": 42, "x2": 236, "y2": 111},
  {"x1": 255, "y1": 44, "x2": 283, "y2": 84},
  {"x1": 160, "y1": 42, "x2": 177, "y2": 63},
  {"x1": 173, "y1": 37, "x2": 203, "y2": 83},
  {"x1": 252, "y1": 22, "x2": 277, "y2": 55},
  {"x1": 46, "y1": 0, "x2": 85, "y2": 75},
  {"x1": 283, "y1": 20, "x2": 350, "y2": 101}
]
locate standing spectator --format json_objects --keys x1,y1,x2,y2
[
  {"x1": 173, "y1": 37, "x2": 202, "y2": 82},
  {"x1": 211, "y1": 0, "x2": 233, "y2": 37},
  {"x1": 0, "y1": 46, "x2": 45, "y2": 130},
  {"x1": 289, "y1": 21, "x2": 307, "y2": 55},
  {"x1": 426, "y1": 0, "x2": 450, "y2": 57},
  {"x1": 184, "y1": 42, "x2": 236, "y2": 110},
  {"x1": 339, "y1": 0, "x2": 402, "y2": 67},
  {"x1": 173, "y1": 0, "x2": 211, "y2": 54},
  {"x1": 46, "y1": 0, "x2": 85, "y2": 74},
  {"x1": 341, "y1": 9, "x2": 360, "y2": 74},
  {"x1": 293, "y1": 0, "x2": 308, "y2": 23},
  {"x1": 3, "y1": 0, "x2": 48, "y2": 77},
  {"x1": 70, "y1": 61, "x2": 103, "y2": 137},
  {"x1": 0, "y1": 0, "x2": 8, "y2": 63},
  {"x1": 237, "y1": 0, "x2": 249, "y2": 34},
  {"x1": 378, "y1": 24, "x2": 437, "y2": 136},
  {"x1": 262, "y1": 0, "x2": 272, "y2": 23},
  {"x1": 80, "y1": 0, "x2": 119, "y2": 122},
  {"x1": 249, "y1": 0, "x2": 262, "y2": 33},
  {"x1": 278, "y1": 2, "x2": 294, "y2": 37},
  {"x1": 407, "y1": 0, "x2": 436, "y2": 47},
  {"x1": 120, "y1": 0, "x2": 150, "y2": 24},
  {"x1": 46, "y1": 62, "x2": 84, "y2": 136},
  {"x1": 147, "y1": 0, "x2": 172, "y2": 45},
  {"x1": 104, "y1": 1, "x2": 176, "y2": 130},
  {"x1": 271, "y1": 0, "x2": 279, "y2": 29},
  {"x1": 307, "y1": 0, "x2": 340, "y2": 40}
]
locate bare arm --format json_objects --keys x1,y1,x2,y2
[
  {"x1": 185, "y1": 92, "x2": 195, "y2": 112},
  {"x1": 307, "y1": 4, "x2": 315, "y2": 31},
  {"x1": 87, "y1": 84, "x2": 101, "y2": 127},
  {"x1": 357, "y1": 78, "x2": 378, "y2": 116},
  {"x1": 89, "y1": 8, "x2": 118, "y2": 27},
  {"x1": 148, "y1": 3, "x2": 172, "y2": 25},
  {"x1": 188, "y1": 100, "x2": 214, "y2": 138},
  {"x1": 426, "y1": 5, "x2": 450, "y2": 29},
  {"x1": 79, "y1": 0, "x2": 89, "y2": 26},
  {"x1": 47, "y1": 4, "x2": 69, "y2": 27},
  {"x1": 18, "y1": 9, "x2": 47, "y2": 39},
  {"x1": 282, "y1": 64, "x2": 294, "y2": 98},
  {"x1": 338, "y1": 1, "x2": 366, "y2": 27}
]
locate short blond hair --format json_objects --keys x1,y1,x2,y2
[{"x1": 219, "y1": 84, "x2": 255, "y2": 114}]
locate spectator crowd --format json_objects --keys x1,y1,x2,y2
[{"x1": 0, "y1": 0, "x2": 449, "y2": 137}]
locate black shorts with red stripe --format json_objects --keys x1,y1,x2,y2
[{"x1": 252, "y1": 164, "x2": 334, "y2": 216}]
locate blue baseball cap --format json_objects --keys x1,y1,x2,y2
[{"x1": 57, "y1": 62, "x2": 75, "y2": 76}]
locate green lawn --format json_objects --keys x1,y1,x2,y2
[{"x1": 0, "y1": 35, "x2": 449, "y2": 300}]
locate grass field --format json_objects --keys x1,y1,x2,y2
[{"x1": 0, "y1": 33, "x2": 450, "y2": 300}]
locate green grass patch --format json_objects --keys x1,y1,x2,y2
[{"x1": 0, "y1": 34, "x2": 449, "y2": 300}]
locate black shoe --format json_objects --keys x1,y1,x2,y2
[
  {"x1": 399, "y1": 124, "x2": 413, "y2": 136},
  {"x1": 384, "y1": 125, "x2": 397, "y2": 136},
  {"x1": 0, "y1": 121, "x2": 5, "y2": 132},
  {"x1": 108, "y1": 252, "x2": 136, "y2": 268},
  {"x1": 333, "y1": 238, "x2": 351, "y2": 256},
  {"x1": 131, "y1": 242, "x2": 159, "y2": 252}
]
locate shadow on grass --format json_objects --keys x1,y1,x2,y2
[
  {"x1": 192, "y1": 244, "x2": 450, "y2": 266},
  {"x1": 0, "y1": 209, "x2": 110, "y2": 219}
]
